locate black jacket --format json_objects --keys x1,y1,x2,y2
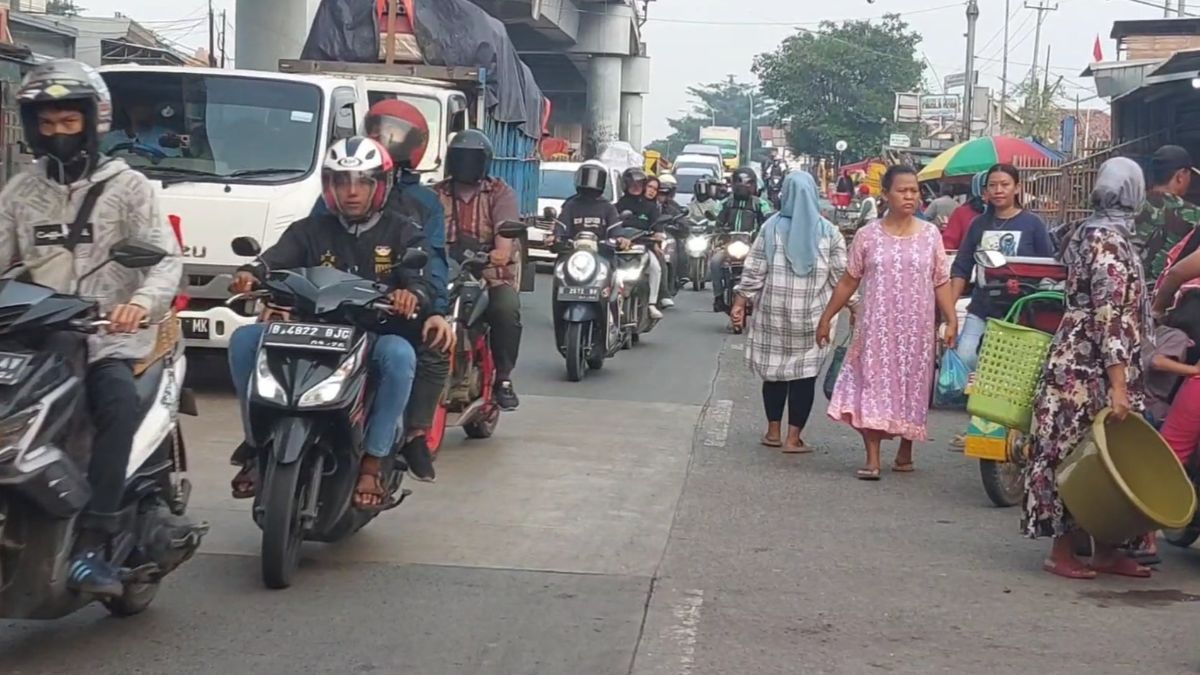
[
  {"x1": 558, "y1": 193, "x2": 621, "y2": 239},
  {"x1": 615, "y1": 194, "x2": 662, "y2": 233}
]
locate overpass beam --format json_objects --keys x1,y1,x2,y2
[
  {"x1": 236, "y1": 0, "x2": 317, "y2": 71},
  {"x1": 586, "y1": 55, "x2": 622, "y2": 155}
]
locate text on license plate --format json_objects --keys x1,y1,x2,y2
[
  {"x1": 181, "y1": 318, "x2": 210, "y2": 339},
  {"x1": 557, "y1": 287, "x2": 600, "y2": 301},
  {"x1": 0, "y1": 351, "x2": 31, "y2": 386},
  {"x1": 262, "y1": 322, "x2": 354, "y2": 352}
]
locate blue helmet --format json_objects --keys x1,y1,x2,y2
[{"x1": 970, "y1": 170, "x2": 988, "y2": 199}]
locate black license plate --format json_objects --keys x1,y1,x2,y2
[
  {"x1": 557, "y1": 286, "x2": 601, "y2": 301},
  {"x1": 181, "y1": 317, "x2": 211, "y2": 339},
  {"x1": 261, "y1": 322, "x2": 354, "y2": 352},
  {"x1": 0, "y1": 351, "x2": 31, "y2": 386}
]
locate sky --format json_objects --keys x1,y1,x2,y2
[{"x1": 80, "y1": 0, "x2": 1182, "y2": 143}]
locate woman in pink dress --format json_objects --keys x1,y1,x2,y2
[{"x1": 818, "y1": 166, "x2": 959, "y2": 480}]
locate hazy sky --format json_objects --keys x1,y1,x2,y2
[{"x1": 83, "y1": 0, "x2": 1179, "y2": 142}]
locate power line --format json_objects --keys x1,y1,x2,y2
[{"x1": 631, "y1": 2, "x2": 963, "y2": 27}]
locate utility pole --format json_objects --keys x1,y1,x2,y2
[
  {"x1": 1000, "y1": 0, "x2": 1010, "y2": 132},
  {"x1": 1025, "y1": 1, "x2": 1057, "y2": 89},
  {"x1": 218, "y1": 10, "x2": 227, "y2": 69},
  {"x1": 1165, "y1": 0, "x2": 1172, "y2": 17},
  {"x1": 963, "y1": 0, "x2": 980, "y2": 141},
  {"x1": 207, "y1": 0, "x2": 216, "y2": 68},
  {"x1": 1181, "y1": 1, "x2": 1188, "y2": 17}
]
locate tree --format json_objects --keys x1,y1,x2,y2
[
  {"x1": 1012, "y1": 76, "x2": 1064, "y2": 141},
  {"x1": 46, "y1": 0, "x2": 84, "y2": 15},
  {"x1": 645, "y1": 76, "x2": 774, "y2": 164},
  {"x1": 752, "y1": 14, "x2": 923, "y2": 162}
]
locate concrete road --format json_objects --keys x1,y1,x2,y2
[{"x1": 3, "y1": 276, "x2": 1200, "y2": 674}]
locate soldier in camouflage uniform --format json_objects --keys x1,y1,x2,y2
[{"x1": 1135, "y1": 145, "x2": 1200, "y2": 280}]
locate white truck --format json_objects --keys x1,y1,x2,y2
[{"x1": 98, "y1": 61, "x2": 535, "y2": 349}]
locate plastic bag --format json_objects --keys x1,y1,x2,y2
[
  {"x1": 934, "y1": 349, "x2": 970, "y2": 409},
  {"x1": 822, "y1": 333, "x2": 850, "y2": 401}
]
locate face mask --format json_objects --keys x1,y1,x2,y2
[{"x1": 43, "y1": 133, "x2": 85, "y2": 163}]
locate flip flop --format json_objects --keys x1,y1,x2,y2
[
  {"x1": 1042, "y1": 559, "x2": 1097, "y2": 580},
  {"x1": 761, "y1": 436, "x2": 783, "y2": 448},
  {"x1": 856, "y1": 467, "x2": 882, "y2": 481},
  {"x1": 782, "y1": 443, "x2": 812, "y2": 454},
  {"x1": 892, "y1": 462, "x2": 916, "y2": 473},
  {"x1": 1092, "y1": 556, "x2": 1153, "y2": 578}
]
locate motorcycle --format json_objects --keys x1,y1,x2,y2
[
  {"x1": 713, "y1": 230, "x2": 753, "y2": 324},
  {"x1": 227, "y1": 236, "x2": 427, "y2": 589},
  {"x1": 685, "y1": 216, "x2": 714, "y2": 291},
  {"x1": 613, "y1": 225, "x2": 661, "y2": 346},
  {"x1": 963, "y1": 250, "x2": 1066, "y2": 507},
  {"x1": 766, "y1": 175, "x2": 783, "y2": 211},
  {"x1": 426, "y1": 222, "x2": 525, "y2": 452},
  {"x1": 552, "y1": 229, "x2": 627, "y2": 382},
  {"x1": 0, "y1": 238, "x2": 205, "y2": 619},
  {"x1": 660, "y1": 214, "x2": 688, "y2": 298}
]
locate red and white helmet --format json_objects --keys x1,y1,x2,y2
[{"x1": 321, "y1": 136, "x2": 394, "y2": 220}]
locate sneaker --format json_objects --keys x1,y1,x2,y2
[
  {"x1": 648, "y1": 305, "x2": 664, "y2": 320},
  {"x1": 660, "y1": 297, "x2": 675, "y2": 308},
  {"x1": 400, "y1": 436, "x2": 436, "y2": 482},
  {"x1": 67, "y1": 550, "x2": 124, "y2": 598},
  {"x1": 494, "y1": 380, "x2": 520, "y2": 411}
]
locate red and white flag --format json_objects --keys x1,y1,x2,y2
[{"x1": 1093, "y1": 35, "x2": 1104, "y2": 62}]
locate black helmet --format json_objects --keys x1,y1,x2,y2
[
  {"x1": 445, "y1": 129, "x2": 494, "y2": 184},
  {"x1": 575, "y1": 160, "x2": 608, "y2": 193},
  {"x1": 18, "y1": 59, "x2": 112, "y2": 171},
  {"x1": 693, "y1": 176, "x2": 710, "y2": 200},
  {"x1": 621, "y1": 167, "x2": 647, "y2": 194},
  {"x1": 731, "y1": 167, "x2": 758, "y2": 198}
]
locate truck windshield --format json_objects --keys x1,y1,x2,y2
[
  {"x1": 368, "y1": 92, "x2": 442, "y2": 173},
  {"x1": 101, "y1": 72, "x2": 323, "y2": 184}
]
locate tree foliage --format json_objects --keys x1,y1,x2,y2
[
  {"x1": 46, "y1": 0, "x2": 84, "y2": 15},
  {"x1": 645, "y1": 76, "x2": 774, "y2": 163},
  {"x1": 1012, "y1": 76, "x2": 1064, "y2": 141},
  {"x1": 752, "y1": 15, "x2": 923, "y2": 162}
]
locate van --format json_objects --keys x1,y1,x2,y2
[{"x1": 530, "y1": 161, "x2": 621, "y2": 261}]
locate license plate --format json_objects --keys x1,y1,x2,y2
[
  {"x1": 181, "y1": 317, "x2": 210, "y2": 339},
  {"x1": 527, "y1": 228, "x2": 546, "y2": 242},
  {"x1": 557, "y1": 286, "x2": 601, "y2": 301},
  {"x1": 0, "y1": 351, "x2": 31, "y2": 386},
  {"x1": 261, "y1": 322, "x2": 354, "y2": 352}
]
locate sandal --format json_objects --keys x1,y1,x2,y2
[
  {"x1": 1092, "y1": 555, "x2": 1152, "y2": 578},
  {"x1": 230, "y1": 462, "x2": 258, "y2": 499},
  {"x1": 761, "y1": 435, "x2": 783, "y2": 448},
  {"x1": 1042, "y1": 559, "x2": 1096, "y2": 580},
  {"x1": 892, "y1": 462, "x2": 915, "y2": 473},
  {"x1": 782, "y1": 441, "x2": 812, "y2": 454},
  {"x1": 856, "y1": 467, "x2": 881, "y2": 481},
  {"x1": 353, "y1": 463, "x2": 389, "y2": 512}
]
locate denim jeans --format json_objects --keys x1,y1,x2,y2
[
  {"x1": 955, "y1": 313, "x2": 988, "y2": 372},
  {"x1": 228, "y1": 324, "x2": 417, "y2": 458}
]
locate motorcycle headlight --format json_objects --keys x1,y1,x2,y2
[
  {"x1": 254, "y1": 349, "x2": 286, "y2": 404},
  {"x1": 686, "y1": 237, "x2": 708, "y2": 255},
  {"x1": 0, "y1": 404, "x2": 43, "y2": 463},
  {"x1": 299, "y1": 338, "x2": 366, "y2": 408},
  {"x1": 727, "y1": 240, "x2": 751, "y2": 260},
  {"x1": 566, "y1": 251, "x2": 597, "y2": 282}
]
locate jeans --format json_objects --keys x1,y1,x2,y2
[
  {"x1": 486, "y1": 285, "x2": 522, "y2": 381},
  {"x1": 709, "y1": 250, "x2": 727, "y2": 299},
  {"x1": 86, "y1": 359, "x2": 139, "y2": 515},
  {"x1": 955, "y1": 313, "x2": 988, "y2": 372},
  {"x1": 406, "y1": 345, "x2": 450, "y2": 431},
  {"x1": 762, "y1": 378, "x2": 817, "y2": 428},
  {"x1": 228, "y1": 324, "x2": 417, "y2": 458}
]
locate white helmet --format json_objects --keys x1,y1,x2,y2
[
  {"x1": 321, "y1": 136, "x2": 394, "y2": 220},
  {"x1": 658, "y1": 173, "x2": 678, "y2": 193}
]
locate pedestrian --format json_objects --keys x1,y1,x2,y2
[
  {"x1": 924, "y1": 184, "x2": 958, "y2": 226},
  {"x1": 818, "y1": 165, "x2": 959, "y2": 480},
  {"x1": 732, "y1": 171, "x2": 849, "y2": 452},
  {"x1": 853, "y1": 183, "x2": 877, "y2": 229},
  {"x1": 1135, "y1": 145, "x2": 1200, "y2": 280},
  {"x1": 1025, "y1": 157, "x2": 1153, "y2": 580},
  {"x1": 941, "y1": 170, "x2": 988, "y2": 251}
]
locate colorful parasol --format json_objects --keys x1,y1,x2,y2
[{"x1": 917, "y1": 136, "x2": 1058, "y2": 181}]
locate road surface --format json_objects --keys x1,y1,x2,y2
[{"x1": 3, "y1": 276, "x2": 1198, "y2": 674}]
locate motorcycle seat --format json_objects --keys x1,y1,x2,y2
[{"x1": 134, "y1": 359, "x2": 166, "y2": 420}]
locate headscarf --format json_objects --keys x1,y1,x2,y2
[
  {"x1": 1062, "y1": 156, "x2": 1145, "y2": 264},
  {"x1": 762, "y1": 171, "x2": 833, "y2": 276}
]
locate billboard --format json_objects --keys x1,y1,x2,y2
[{"x1": 894, "y1": 92, "x2": 961, "y2": 124}]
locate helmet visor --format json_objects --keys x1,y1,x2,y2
[
  {"x1": 374, "y1": 115, "x2": 429, "y2": 168},
  {"x1": 447, "y1": 147, "x2": 489, "y2": 183},
  {"x1": 323, "y1": 168, "x2": 386, "y2": 219},
  {"x1": 576, "y1": 165, "x2": 607, "y2": 191}
]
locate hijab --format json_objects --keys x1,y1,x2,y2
[
  {"x1": 1062, "y1": 156, "x2": 1145, "y2": 264},
  {"x1": 762, "y1": 171, "x2": 833, "y2": 276}
]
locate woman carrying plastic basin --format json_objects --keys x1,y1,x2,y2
[{"x1": 1025, "y1": 157, "x2": 1154, "y2": 580}]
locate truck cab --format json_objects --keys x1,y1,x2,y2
[{"x1": 97, "y1": 64, "x2": 480, "y2": 349}]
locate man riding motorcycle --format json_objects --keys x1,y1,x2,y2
[
  {"x1": 614, "y1": 167, "x2": 669, "y2": 315},
  {"x1": 433, "y1": 130, "x2": 523, "y2": 410},
  {"x1": 688, "y1": 177, "x2": 723, "y2": 223},
  {"x1": 0, "y1": 59, "x2": 186, "y2": 596},
  {"x1": 657, "y1": 174, "x2": 687, "y2": 284},
  {"x1": 711, "y1": 168, "x2": 768, "y2": 310},
  {"x1": 227, "y1": 137, "x2": 429, "y2": 510}
]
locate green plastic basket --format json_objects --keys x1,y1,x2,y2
[{"x1": 966, "y1": 291, "x2": 1065, "y2": 432}]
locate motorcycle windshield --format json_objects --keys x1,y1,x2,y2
[{"x1": 266, "y1": 268, "x2": 387, "y2": 317}]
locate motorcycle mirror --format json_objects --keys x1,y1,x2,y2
[
  {"x1": 110, "y1": 238, "x2": 168, "y2": 269},
  {"x1": 231, "y1": 236, "x2": 262, "y2": 257},
  {"x1": 497, "y1": 220, "x2": 526, "y2": 239},
  {"x1": 974, "y1": 249, "x2": 1008, "y2": 269},
  {"x1": 400, "y1": 247, "x2": 429, "y2": 270}
]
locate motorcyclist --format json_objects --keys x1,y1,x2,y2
[
  {"x1": 0, "y1": 60, "x2": 185, "y2": 596},
  {"x1": 433, "y1": 130, "x2": 523, "y2": 410},
  {"x1": 715, "y1": 177, "x2": 731, "y2": 201},
  {"x1": 227, "y1": 137, "x2": 428, "y2": 509},
  {"x1": 717, "y1": 167, "x2": 771, "y2": 234},
  {"x1": 365, "y1": 99, "x2": 451, "y2": 483},
  {"x1": 614, "y1": 167, "x2": 669, "y2": 316},
  {"x1": 688, "y1": 177, "x2": 722, "y2": 223},
  {"x1": 657, "y1": 174, "x2": 687, "y2": 285}
]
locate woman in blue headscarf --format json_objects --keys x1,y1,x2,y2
[{"x1": 731, "y1": 171, "x2": 849, "y2": 452}]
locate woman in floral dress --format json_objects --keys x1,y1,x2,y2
[
  {"x1": 818, "y1": 166, "x2": 959, "y2": 480},
  {"x1": 1025, "y1": 157, "x2": 1152, "y2": 580}
]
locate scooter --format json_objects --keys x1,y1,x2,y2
[
  {"x1": 427, "y1": 222, "x2": 525, "y2": 451},
  {"x1": 713, "y1": 230, "x2": 753, "y2": 322},
  {"x1": 228, "y1": 236, "x2": 427, "y2": 589},
  {"x1": 659, "y1": 214, "x2": 688, "y2": 298},
  {"x1": 0, "y1": 238, "x2": 205, "y2": 619},
  {"x1": 613, "y1": 227, "x2": 661, "y2": 346},
  {"x1": 963, "y1": 250, "x2": 1066, "y2": 507},
  {"x1": 685, "y1": 216, "x2": 714, "y2": 291},
  {"x1": 553, "y1": 229, "x2": 626, "y2": 381}
]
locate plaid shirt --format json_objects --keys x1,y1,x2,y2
[{"x1": 434, "y1": 177, "x2": 519, "y2": 285}]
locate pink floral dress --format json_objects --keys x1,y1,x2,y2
[{"x1": 827, "y1": 221, "x2": 950, "y2": 440}]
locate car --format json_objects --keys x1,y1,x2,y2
[{"x1": 529, "y1": 161, "x2": 621, "y2": 261}]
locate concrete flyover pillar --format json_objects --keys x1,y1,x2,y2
[
  {"x1": 235, "y1": 0, "x2": 318, "y2": 71},
  {"x1": 586, "y1": 55, "x2": 622, "y2": 156},
  {"x1": 620, "y1": 94, "x2": 644, "y2": 150}
]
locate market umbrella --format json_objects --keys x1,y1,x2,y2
[{"x1": 917, "y1": 136, "x2": 1058, "y2": 181}]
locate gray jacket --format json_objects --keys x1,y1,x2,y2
[{"x1": 0, "y1": 157, "x2": 183, "y2": 362}]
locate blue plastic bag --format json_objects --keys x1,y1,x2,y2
[{"x1": 934, "y1": 349, "x2": 969, "y2": 409}]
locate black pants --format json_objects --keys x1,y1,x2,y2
[
  {"x1": 486, "y1": 285, "x2": 521, "y2": 381},
  {"x1": 86, "y1": 359, "x2": 139, "y2": 515},
  {"x1": 405, "y1": 345, "x2": 450, "y2": 431},
  {"x1": 762, "y1": 378, "x2": 817, "y2": 429}
]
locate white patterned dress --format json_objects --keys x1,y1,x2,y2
[{"x1": 736, "y1": 224, "x2": 848, "y2": 381}]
